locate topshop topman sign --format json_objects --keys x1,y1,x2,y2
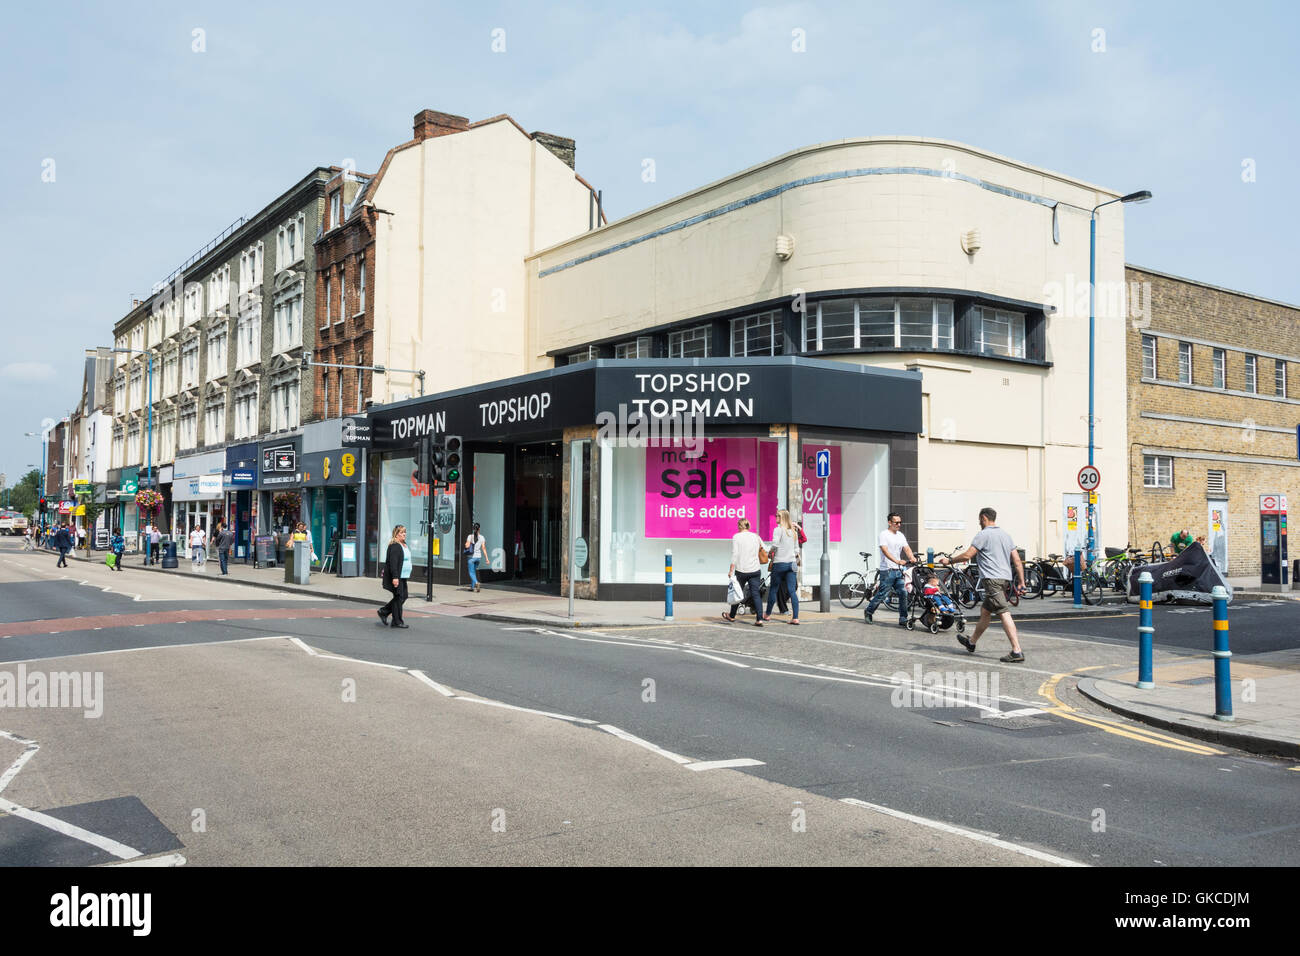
[{"x1": 366, "y1": 359, "x2": 922, "y2": 447}]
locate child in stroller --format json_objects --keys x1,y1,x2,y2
[{"x1": 905, "y1": 564, "x2": 966, "y2": 634}]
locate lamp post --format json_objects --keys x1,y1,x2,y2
[
  {"x1": 89, "y1": 347, "x2": 154, "y2": 562},
  {"x1": 1087, "y1": 189, "x2": 1152, "y2": 568}
]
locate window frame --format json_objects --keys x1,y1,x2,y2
[
  {"x1": 729, "y1": 311, "x2": 783, "y2": 357},
  {"x1": 1141, "y1": 335, "x2": 1156, "y2": 380},
  {"x1": 1212, "y1": 348, "x2": 1225, "y2": 389},
  {"x1": 1178, "y1": 342, "x2": 1192, "y2": 384},
  {"x1": 1143, "y1": 454, "x2": 1173, "y2": 489},
  {"x1": 1277, "y1": 360, "x2": 1287, "y2": 398},
  {"x1": 1245, "y1": 354, "x2": 1258, "y2": 393},
  {"x1": 667, "y1": 325, "x2": 711, "y2": 358}
]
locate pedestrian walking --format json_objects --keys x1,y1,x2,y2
[
  {"x1": 76, "y1": 524, "x2": 86, "y2": 551},
  {"x1": 215, "y1": 522, "x2": 235, "y2": 575},
  {"x1": 189, "y1": 523, "x2": 207, "y2": 570},
  {"x1": 22, "y1": 527, "x2": 34, "y2": 551},
  {"x1": 763, "y1": 509, "x2": 801, "y2": 624},
  {"x1": 378, "y1": 524, "x2": 411, "y2": 628},
  {"x1": 723, "y1": 517, "x2": 766, "y2": 626},
  {"x1": 109, "y1": 526, "x2": 125, "y2": 572},
  {"x1": 150, "y1": 525, "x2": 162, "y2": 564},
  {"x1": 464, "y1": 523, "x2": 487, "y2": 592},
  {"x1": 939, "y1": 507, "x2": 1027, "y2": 662},
  {"x1": 54, "y1": 523, "x2": 72, "y2": 567},
  {"x1": 864, "y1": 511, "x2": 916, "y2": 627}
]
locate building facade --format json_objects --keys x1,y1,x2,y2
[
  {"x1": 519, "y1": 136, "x2": 1132, "y2": 589},
  {"x1": 1126, "y1": 265, "x2": 1300, "y2": 578}
]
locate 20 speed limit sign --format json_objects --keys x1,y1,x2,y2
[{"x1": 1077, "y1": 465, "x2": 1101, "y2": 492}]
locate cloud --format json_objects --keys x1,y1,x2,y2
[{"x1": 1, "y1": 362, "x2": 57, "y2": 382}]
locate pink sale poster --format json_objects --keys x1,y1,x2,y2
[
  {"x1": 645, "y1": 439, "x2": 759, "y2": 538},
  {"x1": 800, "y1": 444, "x2": 841, "y2": 541}
]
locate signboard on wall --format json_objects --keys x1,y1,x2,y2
[
  {"x1": 799, "y1": 444, "x2": 841, "y2": 542},
  {"x1": 645, "y1": 439, "x2": 759, "y2": 539}
]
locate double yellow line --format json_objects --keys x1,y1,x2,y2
[{"x1": 1037, "y1": 670, "x2": 1225, "y2": 755}]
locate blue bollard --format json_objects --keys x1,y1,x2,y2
[
  {"x1": 1137, "y1": 571, "x2": 1154, "y2": 688},
  {"x1": 1211, "y1": 585, "x2": 1233, "y2": 721},
  {"x1": 926, "y1": 547, "x2": 935, "y2": 565},
  {"x1": 665, "y1": 549, "x2": 674, "y2": 622},
  {"x1": 1073, "y1": 548, "x2": 1083, "y2": 607}
]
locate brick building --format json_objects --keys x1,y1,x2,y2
[{"x1": 1127, "y1": 265, "x2": 1300, "y2": 577}]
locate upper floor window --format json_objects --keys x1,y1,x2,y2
[
  {"x1": 1178, "y1": 342, "x2": 1192, "y2": 384},
  {"x1": 184, "y1": 284, "x2": 202, "y2": 326},
  {"x1": 805, "y1": 298, "x2": 955, "y2": 352},
  {"x1": 236, "y1": 305, "x2": 262, "y2": 369},
  {"x1": 207, "y1": 265, "x2": 230, "y2": 315},
  {"x1": 330, "y1": 193, "x2": 341, "y2": 230},
  {"x1": 148, "y1": 313, "x2": 162, "y2": 346},
  {"x1": 668, "y1": 325, "x2": 711, "y2": 358},
  {"x1": 233, "y1": 385, "x2": 258, "y2": 440},
  {"x1": 975, "y1": 306, "x2": 1025, "y2": 359},
  {"x1": 239, "y1": 242, "x2": 264, "y2": 295},
  {"x1": 206, "y1": 329, "x2": 228, "y2": 381},
  {"x1": 358, "y1": 260, "x2": 366, "y2": 313},
  {"x1": 1245, "y1": 354, "x2": 1258, "y2": 393},
  {"x1": 1277, "y1": 360, "x2": 1287, "y2": 398},
  {"x1": 324, "y1": 278, "x2": 332, "y2": 328},
  {"x1": 337, "y1": 269, "x2": 346, "y2": 324},
  {"x1": 614, "y1": 337, "x2": 652, "y2": 359},
  {"x1": 567, "y1": 346, "x2": 599, "y2": 364},
  {"x1": 1143, "y1": 454, "x2": 1172, "y2": 489},
  {"x1": 1141, "y1": 335, "x2": 1156, "y2": 379},
  {"x1": 730, "y1": 311, "x2": 783, "y2": 357},
  {"x1": 1212, "y1": 348, "x2": 1225, "y2": 389},
  {"x1": 273, "y1": 294, "x2": 303, "y2": 355},
  {"x1": 277, "y1": 213, "x2": 305, "y2": 271},
  {"x1": 203, "y1": 398, "x2": 226, "y2": 446},
  {"x1": 164, "y1": 297, "x2": 180, "y2": 337},
  {"x1": 181, "y1": 338, "x2": 200, "y2": 390}
]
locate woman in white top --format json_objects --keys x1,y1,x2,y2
[
  {"x1": 764, "y1": 509, "x2": 801, "y2": 624},
  {"x1": 465, "y1": 522, "x2": 488, "y2": 592},
  {"x1": 723, "y1": 518, "x2": 765, "y2": 626}
]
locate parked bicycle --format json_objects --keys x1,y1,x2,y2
[{"x1": 839, "y1": 552, "x2": 900, "y2": 611}]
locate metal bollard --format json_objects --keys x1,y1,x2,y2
[
  {"x1": 664, "y1": 549, "x2": 674, "y2": 622},
  {"x1": 1073, "y1": 548, "x2": 1083, "y2": 607},
  {"x1": 926, "y1": 547, "x2": 935, "y2": 564},
  {"x1": 1136, "y1": 571, "x2": 1154, "y2": 688},
  {"x1": 1211, "y1": 585, "x2": 1233, "y2": 721}
]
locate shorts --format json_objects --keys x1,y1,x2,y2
[{"x1": 983, "y1": 579, "x2": 1013, "y2": 614}]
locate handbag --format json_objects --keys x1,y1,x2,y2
[
  {"x1": 463, "y1": 535, "x2": 475, "y2": 558},
  {"x1": 758, "y1": 545, "x2": 769, "y2": 565}
]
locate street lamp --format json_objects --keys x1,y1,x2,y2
[
  {"x1": 88, "y1": 347, "x2": 155, "y2": 563},
  {"x1": 1087, "y1": 189, "x2": 1152, "y2": 567}
]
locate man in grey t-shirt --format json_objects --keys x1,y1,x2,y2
[{"x1": 938, "y1": 507, "x2": 1026, "y2": 662}]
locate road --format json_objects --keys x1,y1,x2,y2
[{"x1": 1, "y1": 540, "x2": 1296, "y2": 867}]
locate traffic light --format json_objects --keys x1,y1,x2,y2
[
  {"x1": 445, "y1": 435, "x2": 462, "y2": 484},
  {"x1": 39, "y1": 497, "x2": 47, "y2": 514},
  {"x1": 430, "y1": 440, "x2": 446, "y2": 485}
]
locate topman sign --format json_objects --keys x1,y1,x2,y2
[{"x1": 391, "y1": 410, "x2": 447, "y2": 442}]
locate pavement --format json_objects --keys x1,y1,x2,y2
[{"x1": 34, "y1": 545, "x2": 1300, "y2": 762}]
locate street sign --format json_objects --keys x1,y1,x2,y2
[
  {"x1": 1077, "y1": 465, "x2": 1101, "y2": 492},
  {"x1": 1260, "y1": 494, "x2": 1288, "y2": 514},
  {"x1": 816, "y1": 449, "x2": 831, "y2": 479},
  {"x1": 1089, "y1": 491, "x2": 1098, "y2": 505}
]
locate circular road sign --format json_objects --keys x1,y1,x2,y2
[{"x1": 1077, "y1": 465, "x2": 1101, "y2": 492}]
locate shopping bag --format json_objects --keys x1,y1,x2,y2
[
  {"x1": 105, "y1": 553, "x2": 116, "y2": 568},
  {"x1": 727, "y1": 574, "x2": 745, "y2": 605}
]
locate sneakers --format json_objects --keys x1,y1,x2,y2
[
  {"x1": 957, "y1": 634, "x2": 976, "y2": 654},
  {"x1": 864, "y1": 609, "x2": 874, "y2": 623},
  {"x1": 1000, "y1": 651, "x2": 1026, "y2": 663}
]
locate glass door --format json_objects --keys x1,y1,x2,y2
[{"x1": 514, "y1": 443, "x2": 562, "y2": 589}]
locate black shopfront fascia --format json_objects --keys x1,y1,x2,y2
[{"x1": 367, "y1": 358, "x2": 921, "y2": 594}]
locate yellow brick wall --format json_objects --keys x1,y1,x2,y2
[{"x1": 1127, "y1": 267, "x2": 1300, "y2": 576}]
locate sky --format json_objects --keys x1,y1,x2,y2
[{"x1": 1, "y1": 0, "x2": 1296, "y2": 486}]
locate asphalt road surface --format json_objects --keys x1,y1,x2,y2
[{"x1": 1, "y1": 540, "x2": 1295, "y2": 867}]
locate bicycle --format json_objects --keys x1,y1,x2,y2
[
  {"x1": 1024, "y1": 553, "x2": 1072, "y2": 599},
  {"x1": 840, "y1": 551, "x2": 903, "y2": 611}
]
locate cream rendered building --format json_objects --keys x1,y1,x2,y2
[
  {"x1": 525, "y1": 136, "x2": 1132, "y2": 561},
  {"x1": 366, "y1": 112, "x2": 599, "y2": 401}
]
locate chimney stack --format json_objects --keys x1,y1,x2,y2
[
  {"x1": 531, "y1": 131, "x2": 576, "y2": 170},
  {"x1": 413, "y1": 109, "x2": 469, "y2": 142}
]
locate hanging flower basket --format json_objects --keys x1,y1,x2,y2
[
  {"x1": 273, "y1": 491, "x2": 302, "y2": 516},
  {"x1": 135, "y1": 489, "x2": 164, "y2": 513}
]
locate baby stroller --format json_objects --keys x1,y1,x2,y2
[
  {"x1": 906, "y1": 564, "x2": 966, "y2": 634},
  {"x1": 728, "y1": 572, "x2": 770, "y2": 618}
]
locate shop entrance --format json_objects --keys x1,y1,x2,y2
[{"x1": 513, "y1": 443, "x2": 562, "y2": 589}]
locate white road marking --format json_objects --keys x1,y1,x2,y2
[
  {"x1": 839, "y1": 797, "x2": 1087, "y2": 867},
  {"x1": 0, "y1": 634, "x2": 292, "y2": 665},
  {"x1": 597, "y1": 724, "x2": 693, "y2": 764},
  {"x1": 0, "y1": 796, "x2": 142, "y2": 860},
  {"x1": 104, "y1": 853, "x2": 187, "y2": 867},
  {"x1": 314, "y1": 653, "x2": 406, "y2": 670},
  {"x1": 456, "y1": 696, "x2": 597, "y2": 725},
  {"x1": 408, "y1": 670, "x2": 456, "y2": 697},
  {"x1": 289, "y1": 637, "x2": 319, "y2": 656},
  {"x1": 983, "y1": 707, "x2": 1046, "y2": 719},
  {"x1": 684, "y1": 758, "x2": 765, "y2": 771},
  {"x1": 0, "y1": 731, "x2": 39, "y2": 794},
  {"x1": 683, "y1": 649, "x2": 750, "y2": 668}
]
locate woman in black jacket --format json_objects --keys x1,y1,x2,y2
[{"x1": 378, "y1": 525, "x2": 411, "y2": 628}]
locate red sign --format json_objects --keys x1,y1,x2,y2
[{"x1": 1260, "y1": 494, "x2": 1288, "y2": 514}]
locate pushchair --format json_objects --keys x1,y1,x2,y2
[
  {"x1": 728, "y1": 572, "x2": 770, "y2": 618},
  {"x1": 906, "y1": 563, "x2": 966, "y2": 634}
]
